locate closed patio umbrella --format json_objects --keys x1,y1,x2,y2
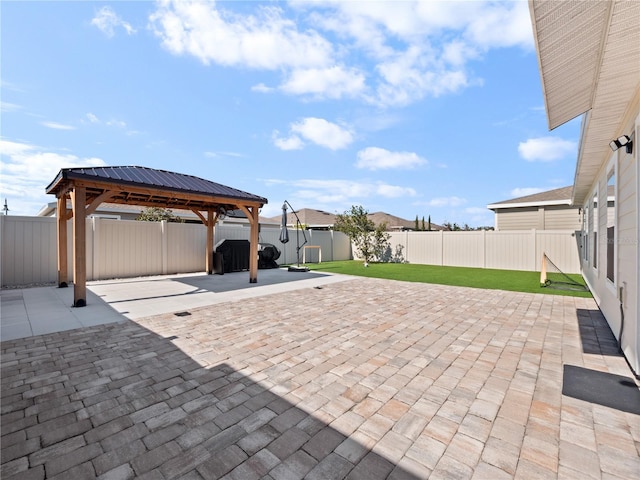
[{"x1": 279, "y1": 203, "x2": 289, "y2": 244}]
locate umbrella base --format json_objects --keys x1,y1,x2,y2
[{"x1": 288, "y1": 265, "x2": 310, "y2": 272}]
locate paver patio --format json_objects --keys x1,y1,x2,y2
[{"x1": 1, "y1": 276, "x2": 638, "y2": 479}]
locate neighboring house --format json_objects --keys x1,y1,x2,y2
[
  {"x1": 487, "y1": 186, "x2": 582, "y2": 231},
  {"x1": 273, "y1": 208, "x2": 442, "y2": 231},
  {"x1": 530, "y1": 0, "x2": 639, "y2": 374},
  {"x1": 38, "y1": 201, "x2": 278, "y2": 227}
]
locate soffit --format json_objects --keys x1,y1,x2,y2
[{"x1": 530, "y1": 0, "x2": 640, "y2": 204}]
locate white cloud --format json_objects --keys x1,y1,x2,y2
[
  {"x1": 106, "y1": 119, "x2": 127, "y2": 128},
  {"x1": 428, "y1": 196, "x2": 467, "y2": 207},
  {"x1": 518, "y1": 137, "x2": 577, "y2": 162},
  {"x1": 0, "y1": 139, "x2": 107, "y2": 215},
  {"x1": 356, "y1": 147, "x2": 426, "y2": 170},
  {"x1": 465, "y1": 207, "x2": 490, "y2": 215},
  {"x1": 292, "y1": 118, "x2": 353, "y2": 150},
  {"x1": 91, "y1": 6, "x2": 136, "y2": 38},
  {"x1": 510, "y1": 187, "x2": 545, "y2": 197},
  {"x1": 261, "y1": 176, "x2": 416, "y2": 216},
  {"x1": 1, "y1": 101, "x2": 22, "y2": 112},
  {"x1": 301, "y1": 0, "x2": 530, "y2": 106},
  {"x1": 314, "y1": 0, "x2": 532, "y2": 49},
  {"x1": 150, "y1": 1, "x2": 333, "y2": 70},
  {"x1": 280, "y1": 66, "x2": 366, "y2": 99},
  {"x1": 204, "y1": 151, "x2": 243, "y2": 158},
  {"x1": 289, "y1": 178, "x2": 416, "y2": 202},
  {"x1": 149, "y1": 0, "x2": 534, "y2": 107},
  {"x1": 373, "y1": 44, "x2": 473, "y2": 106},
  {"x1": 272, "y1": 131, "x2": 304, "y2": 151},
  {"x1": 465, "y1": 1, "x2": 533, "y2": 50},
  {"x1": 274, "y1": 118, "x2": 353, "y2": 151},
  {"x1": 41, "y1": 121, "x2": 76, "y2": 130},
  {"x1": 83, "y1": 114, "x2": 129, "y2": 130},
  {"x1": 376, "y1": 184, "x2": 416, "y2": 198},
  {"x1": 464, "y1": 206, "x2": 494, "y2": 226},
  {"x1": 251, "y1": 83, "x2": 273, "y2": 93}
]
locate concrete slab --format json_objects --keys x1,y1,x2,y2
[
  {"x1": 0, "y1": 269, "x2": 350, "y2": 341},
  {"x1": 87, "y1": 269, "x2": 350, "y2": 319}
]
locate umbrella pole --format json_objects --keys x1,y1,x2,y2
[{"x1": 281, "y1": 200, "x2": 309, "y2": 272}]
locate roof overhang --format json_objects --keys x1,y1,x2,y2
[
  {"x1": 46, "y1": 166, "x2": 267, "y2": 215},
  {"x1": 529, "y1": 0, "x2": 640, "y2": 204},
  {"x1": 487, "y1": 199, "x2": 572, "y2": 211}
]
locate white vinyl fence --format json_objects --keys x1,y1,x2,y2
[
  {"x1": 1, "y1": 216, "x2": 581, "y2": 287},
  {"x1": 387, "y1": 230, "x2": 581, "y2": 274},
  {"x1": 0, "y1": 216, "x2": 351, "y2": 286}
]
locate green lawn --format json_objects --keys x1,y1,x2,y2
[{"x1": 303, "y1": 260, "x2": 592, "y2": 298}]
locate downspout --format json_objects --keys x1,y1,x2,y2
[{"x1": 619, "y1": 281, "x2": 626, "y2": 354}]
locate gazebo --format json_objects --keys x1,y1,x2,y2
[{"x1": 46, "y1": 166, "x2": 268, "y2": 307}]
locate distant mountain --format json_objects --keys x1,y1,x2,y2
[
  {"x1": 268, "y1": 208, "x2": 443, "y2": 231},
  {"x1": 367, "y1": 212, "x2": 444, "y2": 231}
]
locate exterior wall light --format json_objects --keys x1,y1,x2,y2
[{"x1": 609, "y1": 134, "x2": 633, "y2": 154}]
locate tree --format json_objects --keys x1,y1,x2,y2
[
  {"x1": 415, "y1": 215, "x2": 419, "y2": 231},
  {"x1": 334, "y1": 205, "x2": 390, "y2": 264},
  {"x1": 421, "y1": 216, "x2": 425, "y2": 231},
  {"x1": 427, "y1": 215, "x2": 432, "y2": 231},
  {"x1": 136, "y1": 207, "x2": 184, "y2": 223}
]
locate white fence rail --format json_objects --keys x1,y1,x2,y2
[
  {"x1": 387, "y1": 230, "x2": 581, "y2": 273},
  {"x1": 1, "y1": 216, "x2": 581, "y2": 287},
  {"x1": 0, "y1": 216, "x2": 352, "y2": 286}
]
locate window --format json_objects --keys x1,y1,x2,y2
[
  {"x1": 583, "y1": 204, "x2": 589, "y2": 262},
  {"x1": 606, "y1": 170, "x2": 615, "y2": 282},
  {"x1": 592, "y1": 191, "x2": 598, "y2": 269}
]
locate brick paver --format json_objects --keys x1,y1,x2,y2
[{"x1": 2, "y1": 277, "x2": 639, "y2": 479}]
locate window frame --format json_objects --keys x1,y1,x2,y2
[
  {"x1": 605, "y1": 161, "x2": 616, "y2": 287},
  {"x1": 591, "y1": 189, "x2": 598, "y2": 270}
]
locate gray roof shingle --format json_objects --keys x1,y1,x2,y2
[{"x1": 488, "y1": 186, "x2": 573, "y2": 208}]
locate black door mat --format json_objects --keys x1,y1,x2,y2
[{"x1": 562, "y1": 364, "x2": 640, "y2": 415}]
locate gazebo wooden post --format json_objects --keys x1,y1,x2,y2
[
  {"x1": 71, "y1": 186, "x2": 87, "y2": 307},
  {"x1": 249, "y1": 206, "x2": 259, "y2": 283},
  {"x1": 56, "y1": 195, "x2": 69, "y2": 288},
  {"x1": 206, "y1": 208, "x2": 214, "y2": 274}
]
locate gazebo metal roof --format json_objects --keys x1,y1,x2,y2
[{"x1": 46, "y1": 166, "x2": 267, "y2": 211}]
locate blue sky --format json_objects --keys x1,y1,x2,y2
[{"x1": 1, "y1": 0, "x2": 580, "y2": 226}]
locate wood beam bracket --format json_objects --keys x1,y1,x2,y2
[{"x1": 86, "y1": 190, "x2": 117, "y2": 216}]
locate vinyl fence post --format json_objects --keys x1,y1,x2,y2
[
  {"x1": 483, "y1": 229, "x2": 487, "y2": 268},
  {"x1": 92, "y1": 216, "x2": 98, "y2": 281},
  {"x1": 161, "y1": 220, "x2": 168, "y2": 275}
]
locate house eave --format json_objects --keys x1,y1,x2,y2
[
  {"x1": 487, "y1": 199, "x2": 573, "y2": 211},
  {"x1": 530, "y1": 0, "x2": 640, "y2": 205}
]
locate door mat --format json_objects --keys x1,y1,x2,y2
[{"x1": 562, "y1": 364, "x2": 640, "y2": 415}]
